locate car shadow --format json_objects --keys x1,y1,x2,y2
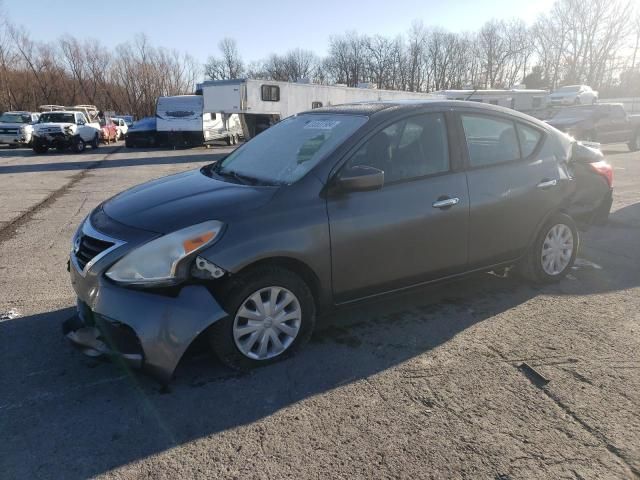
[
  {"x1": 0, "y1": 151, "x2": 227, "y2": 174},
  {"x1": 0, "y1": 144, "x2": 124, "y2": 158},
  {"x1": 0, "y1": 272, "x2": 534, "y2": 479}
]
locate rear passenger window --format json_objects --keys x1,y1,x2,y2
[
  {"x1": 346, "y1": 113, "x2": 449, "y2": 183},
  {"x1": 461, "y1": 115, "x2": 520, "y2": 167},
  {"x1": 517, "y1": 123, "x2": 542, "y2": 157}
]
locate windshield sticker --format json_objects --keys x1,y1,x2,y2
[{"x1": 304, "y1": 120, "x2": 341, "y2": 130}]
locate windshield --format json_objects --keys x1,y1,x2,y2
[
  {"x1": 214, "y1": 113, "x2": 368, "y2": 185},
  {"x1": 39, "y1": 112, "x2": 75, "y2": 123},
  {"x1": 553, "y1": 106, "x2": 597, "y2": 120},
  {"x1": 0, "y1": 113, "x2": 31, "y2": 123}
]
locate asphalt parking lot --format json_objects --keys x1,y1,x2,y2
[{"x1": 0, "y1": 142, "x2": 639, "y2": 479}]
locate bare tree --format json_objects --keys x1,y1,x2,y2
[{"x1": 205, "y1": 38, "x2": 244, "y2": 80}]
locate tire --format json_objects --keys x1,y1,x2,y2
[
  {"x1": 518, "y1": 213, "x2": 579, "y2": 284},
  {"x1": 583, "y1": 130, "x2": 597, "y2": 142},
  {"x1": 208, "y1": 266, "x2": 316, "y2": 371},
  {"x1": 591, "y1": 195, "x2": 613, "y2": 225},
  {"x1": 55, "y1": 146, "x2": 66, "y2": 152},
  {"x1": 574, "y1": 97, "x2": 582, "y2": 105},
  {"x1": 91, "y1": 134, "x2": 99, "y2": 149},
  {"x1": 125, "y1": 138, "x2": 133, "y2": 148},
  {"x1": 32, "y1": 139, "x2": 48, "y2": 154},
  {"x1": 629, "y1": 131, "x2": 640, "y2": 152},
  {"x1": 72, "y1": 137, "x2": 86, "y2": 153}
]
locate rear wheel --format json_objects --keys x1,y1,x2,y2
[
  {"x1": 519, "y1": 213, "x2": 578, "y2": 284},
  {"x1": 226, "y1": 135, "x2": 232, "y2": 146},
  {"x1": 209, "y1": 266, "x2": 316, "y2": 371},
  {"x1": 91, "y1": 134, "x2": 99, "y2": 149}
]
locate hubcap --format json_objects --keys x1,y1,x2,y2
[
  {"x1": 233, "y1": 286, "x2": 302, "y2": 360},
  {"x1": 541, "y1": 224, "x2": 574, "y2": 275}
]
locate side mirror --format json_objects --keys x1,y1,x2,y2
[
  {"x1": 333, "y1": 165, "x2": 384, "y2": 193},
  {"x1": 77, "y1": 120, "x2": 85, "y2": 126}
]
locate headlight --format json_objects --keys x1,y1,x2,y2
[{"x1": 105, "y1": 220, "x2": 223, "y2": 285}]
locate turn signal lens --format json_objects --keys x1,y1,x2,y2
[{"x1": 183, "y1": 232, "x2": 215, "y2": 254}]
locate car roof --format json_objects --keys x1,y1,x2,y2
[{"x1": 303, "y1": 99, "x2": 537, "y2": 122}]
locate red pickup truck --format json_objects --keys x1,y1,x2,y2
[{"x1": 99, "y1": 117, "x2": 118, "y2": 144}]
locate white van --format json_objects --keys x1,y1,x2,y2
[{"x1": 156, "y1": 95, "x2": 242, "y2": 147}]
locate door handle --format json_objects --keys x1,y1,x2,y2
[
  {"x1": 432, "y1": 197, "x2": 460, "y2": 209},
  {"x1": 537, "y1": 179, "x2": 558, "y2": 189}
]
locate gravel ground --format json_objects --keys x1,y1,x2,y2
[{"x1": 0, "y1": 142, "x2": 638, "y2": 479}]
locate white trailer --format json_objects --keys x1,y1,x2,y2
[
  {"x1": 197, "y1": 79, "x2": 443, "y2": 138},
  {"x1": 156, "y1": 95, "x2": 242, "y2": 147},
  {"x1": 437, "y1": 89, "x2": 549, "y2": 115}
]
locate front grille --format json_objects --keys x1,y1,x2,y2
[
  {"x1": 0, "y1": 128, "x2": 19, "y2": 134},
  {"x1": 95, "y1": 316, "x2": 143, "y2": 355},
  {"x1": 75, "y1": 234, "x2": 114, "y2": 271}
]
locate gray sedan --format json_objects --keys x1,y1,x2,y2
[{"x1": 65, "y1": 100, "x2": 581, "y2": 383}]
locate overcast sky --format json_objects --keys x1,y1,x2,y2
[{"x1": 8, "y1": 0, "x2": 555, "y2": 63}]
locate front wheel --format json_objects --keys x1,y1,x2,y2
[
  {"x1": 519, "y1": 213, "x2": 578, "y2": 284},
  {"x1": 629, "y1": 131, "x2": 640, "y2": 152},
  {"x1": 32, "y1": 139, "x2": 48, "y2": 154},
  {"x1": 209, "y1": 266, "x2": 316, "y2": 371},
  {"x1": 72, "y1": 137, "x2": 86, "y2": 153}
]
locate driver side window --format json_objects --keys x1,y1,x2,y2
[{"x1": 345, "y1": 113, "x2": 450, "y2": 184}]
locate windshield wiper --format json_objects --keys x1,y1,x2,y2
[{"x1": 212, "y1": 166, "x2": 261, "y2": 185}]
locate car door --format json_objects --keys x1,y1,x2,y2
[
  {"x1": 604, "y1": 105, "x2": 631, "y2": 143},
  {"x1": 459, "y1": 111, "x2": 568, "y2": 267},
  {"x1": 76, "y1": 113, "x2": 93, "y2": 141},
  {"x1": 327, "y1": 112, "x2": 469, "y2": 303}
]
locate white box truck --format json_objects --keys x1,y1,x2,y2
[
  {"x1": 156, "y1": 95, "x2": 242, "y2": 147},
  {"x1": 197, "y1": 79, "x2": 444, "y2": 138}
]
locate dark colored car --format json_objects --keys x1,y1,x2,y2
[
  {"x1": 66, "y1": 100, "x2": 587, "y2": 383},
  {"x1": 124, "y1": 117, "x2": 168, "y2": 148},
  {"x1": 546, "y1": 103, "x2": 640, "y2": 150}
]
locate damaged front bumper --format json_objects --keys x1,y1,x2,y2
[{"x1": 65, "y1": 211, "x2": 229, "y2": 383}]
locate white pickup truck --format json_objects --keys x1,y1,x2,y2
[
  {"x1": 0, "y1": 111, "x2": 40, "y2": 147},
  {"x1": 32, "y1": 110, "x2": 101, "y2": 153}
]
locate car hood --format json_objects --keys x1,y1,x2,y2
[
  {"x1": 34, "y1": 122, "x2": 74, "y2": 131},
  {"x1": 0, "y1": 122, "x2": 30, "y2": 129},
  {"x1": 103, "y1": 169, "x2": 278, "y2": 233}
]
